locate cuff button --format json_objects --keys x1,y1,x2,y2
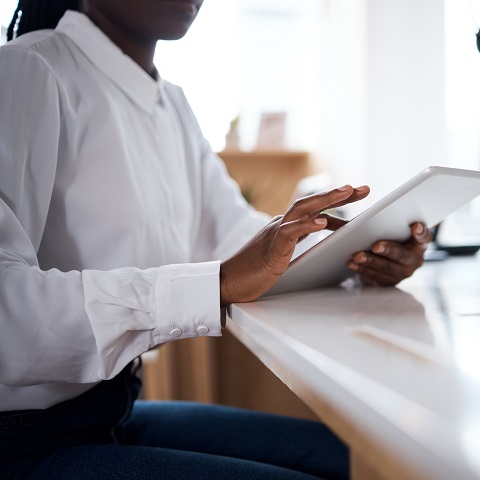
[
  {"x1": 197, "y1": 325, "x2": 209, "y2": 335},
  {"x1": 170, "y1": 328, "x2": 182, "y2": 337}
]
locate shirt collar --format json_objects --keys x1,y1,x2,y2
[{"x1": 56, "y1": 10, "x2": 164, "y2": 114}]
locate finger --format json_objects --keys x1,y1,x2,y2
[
  {"x1": 303, "y1": 187, "x2": 370, "y2": 220},
  {"x1": 321, "y1": 185, "x2": 370, "y2": 210},
  {"x1": 348, "y1": 244, "x2": 423, "y2": 287},
  {"x1": 314, "y1": 213, "x2": 348, "y2": 231},
  {"x1": 283, "y1": 185, "x2": 369, "y2": 223},
  {"x1": 349, "y1": 252, "x2": 405, "y2": 278},
  {"x1": 361, "y1": 244, "x2": 421, "y2": 271},
  {"x1": 370, "y1": 241, "x2": 420, "y2": 266},
  {"x1": 268, "y1": 216, "x2": 329, "y2": 265},
  {"x1": 347, "y1": 258, "x2": 409, "y2": 286},
  {"x1": 283, "y1": 185, "x2": 354, "y2": 222},
  {"x1": 296, "y1": 213, "x2": 344, "y2": 241},
  {"x1": 409, "y1": 222, "x2": 433, "y2": 247},
  {"x1": 305, "y1": 186, "x2": 370, "y2": 214},
  {"x1": 365, "y1": 224, "x2": 432, "y2": 258}
]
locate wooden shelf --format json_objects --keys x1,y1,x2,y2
[{"x1": 217, "y1": 149, "x2": 311, "y2": 216}]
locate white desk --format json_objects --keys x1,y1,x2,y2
[{"x1": 227, "y1": 254, "x2": 480, "y2": 480}]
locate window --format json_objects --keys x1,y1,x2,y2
[
  {"x1": 0, "y1": 0, "x2": 17, "y2": 44},
  {"x1": 3, "y1": 1, "x2": 480, "y2": 180},
  {"x1": 156, "y1": 0, "x2": 325, "y2": 152},
  {"x1": 445, "y1": 0, "x2": 480, "y2": 171}
]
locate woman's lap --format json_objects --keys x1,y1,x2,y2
[
  {"x1": 121, "y1": 400, "x2": 349, "y2": 479},
  {"x1": 0, "y1": 365, "x2": 348, "y2": 480},
  {"x1": 31, "y1": 443, "x2": 323, "y2": 480},
  {"x1": 22, "y1": 401, "x2": 348, "y2": 480},
  {"x1": 26, "y1": 401, "x2": 348, "y2": 480}
]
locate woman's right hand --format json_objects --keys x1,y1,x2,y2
[{"x1": 219, "y1": 184, "x2": 370, "y2": 305}]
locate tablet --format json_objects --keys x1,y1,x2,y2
[{"x1": 264, "y1": 166, "x2": 480, "y2": 296}]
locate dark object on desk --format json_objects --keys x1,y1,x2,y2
[
  {"x1": 432, "y1": 223, "x2": 480, "y2": 256},
  {"x1": 438, "y1": 245, "x2": 480, "y2": 255}
]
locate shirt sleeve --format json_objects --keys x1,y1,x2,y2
[
  {"x1": 0, "y1": 44, "x2": 222, "y2": 387},
  {"x1": 0, "y1": 197, "x2": 223, "y2": 387}
]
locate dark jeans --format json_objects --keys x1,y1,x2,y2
[{"x1": 0, "y1": 363, "x2": 349, "y2": 479}]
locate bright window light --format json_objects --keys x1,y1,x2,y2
[{"x1": 156, "y1": 0, "x2": 324, "y2": 152}]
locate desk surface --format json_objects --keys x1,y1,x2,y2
[{"x1": 227, "y1": 255, "x2": 480, "y2": 480}]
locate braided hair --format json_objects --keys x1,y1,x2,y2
[{"x1": 7, "y1": 0, "x2": 81, "y2": 41}]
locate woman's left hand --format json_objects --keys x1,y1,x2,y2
[{"x1": 346, "y1": 222, "x2": 433, "y2": 286}]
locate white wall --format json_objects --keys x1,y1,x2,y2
[
  {"x1": 321, "y1": 0, "x2": 369, "y2": 195},
  {"x1": 323, "y1": 0, "x2": 447, "y2": 214},
  {"x1": 156, "y1": 0, "x2": 328, "y2": 154},
  {"x1": 367, "y1": 0, "x2": 447, "y2": 201},
  {"x1": 445, "y1": 0, "x2": 480, "y2": 172}
]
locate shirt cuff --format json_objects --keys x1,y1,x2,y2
[{"x1": 154, "y1": 260, "x2": 223, "y2": 342}]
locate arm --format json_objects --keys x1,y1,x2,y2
[
  {"x1": 0, "y1": 194, "x2": 223, "y2": 386},
  {"x1": 0, "y1": 46, "x2": 223, "y2": 387}
]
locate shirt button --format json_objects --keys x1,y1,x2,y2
[
  {"x1": 197, "y1": 325, "x2": 209, "y2": 335},
  {"x1": 170, "y1": 328, "x2": 182, "y2": 337}
]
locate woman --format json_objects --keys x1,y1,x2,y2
[{"x1": 0, "y1": 1, "x2": 431, "y2": 478}]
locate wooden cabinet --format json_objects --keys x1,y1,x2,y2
[
  {"x1": 142, "y1": 150, "x2": 317, "y2": 421},
  {"x1": 217, "y1": 149, "x2": 310, "y2": 216}
]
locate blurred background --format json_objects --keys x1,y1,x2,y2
[{"x1": 3, "y1": 0, "x2": 480, "y2": 208}]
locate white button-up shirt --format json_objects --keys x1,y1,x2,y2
[{"x1": 0, "y1": 11, "x2": 269, "y2": 411}]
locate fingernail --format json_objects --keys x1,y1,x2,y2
[
  {"x1": 373, "y1": 242, "x2": 385, "y2": 254},
  {"x1": 338, "y1": 184, "x2": 351, "y2": 191},
  {"x1": 314, "y1": 218, "x2": 327, "y2": 225},
  {"x1": 415, "y1": 224, "x2": 424, "y2": 235},
  {"x1": 348, "y1": 262, "x2": 358, "y2": 271},
  {"x1": 356, "y1": 185, "x2": 369, "y2": 191},
  {"x1": 357, "y1": 254, "x2": 367, "y2": 264}
]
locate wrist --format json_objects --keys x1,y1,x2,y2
[
  {"x1": 220, "y1": 260, "x2": 244, "y2": 306},
  {"x1": 219, "y1": 261, "x2": 232, "y2": 307}
]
